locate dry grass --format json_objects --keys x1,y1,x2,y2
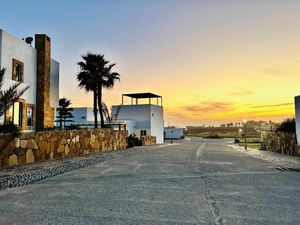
[{"x1": 185, "y1": 127, "x2": 260, "y2": 138}]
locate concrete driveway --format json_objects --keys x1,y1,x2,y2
[{"x1": 0, "y1": 138, "x2": 299, "y2": 225}]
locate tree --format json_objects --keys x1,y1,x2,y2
[
  {"x1": 77, "y1": 53, "x2": 100, "y2": 128},
  {"x1": 77, "y1": 53, "x2": 120, "y2": 128},
  {"x1": 56, "y1": 98, "x2": 74, "y2": 129},
  {"x1": 97, "y1": 60, "x2": 120, "y2": 127},
  {"x1": 0, "y1": 67, "x2": 29, "y2": 122}
]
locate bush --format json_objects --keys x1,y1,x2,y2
[
  {"x1": 36, "y1": 126, "x2": 56, "y2": 132},
  {"x1": 127, "y1": 134, "x2": 142, "y2": 148},
  {"x1": 203, "y1": 134, "x2": 223, "y2": 139},
  {"x1": 276, "y1": 118, "x2": 295, "y2": 133},
  {"x1": 0, "y1": 123, "x2": 20, "y2": 136},
  {"x1": 65, "y1": 124, "x2": 82, "y2": 130}
]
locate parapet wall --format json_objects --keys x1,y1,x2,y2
[
  {"x1": 141, "y1": 135, "x2": 156, "y2": 146},
  {"x1": 0, "y1": 129, "x2": 127, "y2": 167},
  {"x1": 261, "y1": 131, "x2": 300, "y2": 156}
]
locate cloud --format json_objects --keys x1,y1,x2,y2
[
  {"x1": 261, "y1": 67, "x2": 290, "y2": 77},
  {"x1": 180, "y1": 101, "x2": 235, "y2": 115},
  {"x1": 251, "y1": 102, "x2": 293, "y2": 109},
  {"x1": 227, "y1": 90, "x2": 254, "y2": 96}
]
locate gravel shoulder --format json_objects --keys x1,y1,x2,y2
[
  {"x1": 227, "y1": 143, "x2": 300, "y2": 169},
  {"x1": 0, "y1": 145, "x2": 157, "y2": 190}
]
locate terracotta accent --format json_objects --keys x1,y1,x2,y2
[{"x1": 35, "y1": 34, "x2": 54, "y2": 129}]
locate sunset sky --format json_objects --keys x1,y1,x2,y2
[{"x1": 1, "y1": 0, "x2": 300, "y2": 126}]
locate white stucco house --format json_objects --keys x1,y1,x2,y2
[
  {"x1": 164, "y1": 127, "x2": 184, "y2": 139},
  {"x1": 112, "y1": 93, "x2": 164, "y2": 144},
  {"x1": 0, "y1": 29, "x2": 59, "y2": 131},
  {"x1": 63, "y1": 107, "x2": 94, "y2": 127}
]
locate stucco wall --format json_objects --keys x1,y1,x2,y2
[
  {"x1": 65, "y1": 108, "x2": 88, "y2": 125},
  {"x1": 150, "y1": 105, "x2": 164, "y2": 143},
  {"x1": 0, "y1": 128, "x2": 127, "y2": 167},
  {"x1": 50, "y1": 59, "x2": 59, "y2": 111},
  {"x1": 0, "y1": 29, "x2": 37, "y2": 106},
  {"x1": 113, "y1": 105, "x2": 151, "y2": 129},
  {"x1": 112, "y1": 104, "x2": 164, "y2": 143}
]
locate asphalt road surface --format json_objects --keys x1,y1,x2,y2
[{"x1": 0, "y1": 138, "x2": 299, "y2": 225}]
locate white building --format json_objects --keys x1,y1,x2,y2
[
  {"x1": 164, "y1": 127, "x2": 184, "y2": 139},
  {"x1": 112, "y1": 93, "x2": 164, "y2": 144},
  {"x1": 0, "y1": 29, "x2": 59, "y2": 131},
  {"x1": 294, "y1": 96, "x2": 300, "y2": 144},
  {"x1": 63, "y1": 107, "x2": 95, "y2": 127}
]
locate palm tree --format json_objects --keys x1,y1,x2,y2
[
  {"x1": 0, "y1": 67, "x2": 29, "y2": 122},
  {"x1": 97, "y1": 61, "x2": 120, "y2": 127},
  {"x1": 77, "y1": 53, "x2": 100, "y2": 128},
  {"x1": 56, "y1": 98, "x2": 74, "y2": 129},
  {"x1": 77, "y1": 53, "x2": 120, "y2": 128}
]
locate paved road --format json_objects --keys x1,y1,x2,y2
[{"x1": 0, "y1": 138, "x2": 299, "y2": 225}]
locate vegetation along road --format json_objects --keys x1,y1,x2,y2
[{"x1": 0, "y1": 138, "x2": 299, "y2": 225}]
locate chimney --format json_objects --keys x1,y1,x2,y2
[{"x1": 35, "y1": 34, "x2": 54, "y2": 129}]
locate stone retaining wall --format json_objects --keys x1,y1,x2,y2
[
  {"x1": 261, "y1": 131, "x2": 300, "y2": 156},
  {"x1": 0, "y1": 129, "x2": 127, "y2": 167},
  {"x1": 141, "y1": 135, "x2": 156, "y2": 146}
]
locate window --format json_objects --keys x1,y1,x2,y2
[
  {"x1": 81, "y1": 116, "x2": 86, "y2": 119},
  {"x1": 7, "y1": 102, "x2": 23, "y2": 127},
  {"x1": 27, "y1": 105, "x2": 33, "y2": 127},
  {"x1": 140, "y1": 130, "x2": 147, "y2": 136},
  {"x1": 12, "y1": 59, "x2": 24, "y2": 82}
]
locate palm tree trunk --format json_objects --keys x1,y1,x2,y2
[
  {"x1": 97, "y1": 85, "x2": 105, "y2": 128},
  {"x1": 93, "y1": 90, "x2": 98, "y2": 128}
]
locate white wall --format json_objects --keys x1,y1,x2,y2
[
  {"x1": 86, "y1": 107, "x2": 95, "y2": 123},
  {"x1": 0, "y1": 29, "x2": 37, "y2": 106},
  {"x1": 164, "y1": 128, "x2": 184, "y2": 139},
  {"x1": 116, "y1": 120, "x2": 136, "y2": 136},
  {"x1": 112, "y1": 104, "x2": 151, "y2": 139},
  {"x1": 150, "y1": 105, "x2": 164, "y2": 143},
  {"x1": 0, "y1": 29, "x2": 60, "y2": 129},
  {"x1": 112, "y1": 104, "x2": 164, "y2": 143},
  {"x1": 65, "y1": 107, "x2": 88, "y2": 125},
  {"x1": 0, "y1": 30, "x2": 37, "y2": 129},
  {"x1": 50, "y1": 59, "x2": 59, "y2": 112},
  {"x1": 112, "y1": 104, "x2": 151, "y2": 128},
  {"x1": 295, "y1": 96, "x2": 300, "y2": 145}
]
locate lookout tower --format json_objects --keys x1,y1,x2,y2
[{"x1": 112, "y1": 93, "x2": 164, "y2": 144}]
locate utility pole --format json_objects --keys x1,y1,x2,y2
[{"x1": 243, "y1": 119, "x2": 247, "y2": 150}]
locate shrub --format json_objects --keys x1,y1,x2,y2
[
  {"x1": 203, "y1": 134, "x2": 223, "y2": 139},
  {"x1": 276, "y1": 118, "x2": 295, "y2": 133},
  {"x1": 36, "y1": 126, "x2": 56, "y2": 132},
  {"x1": 127, "y1": 134, "x2": 142, "y2": 148},
  {"x1": 0, "y1": 123, "x2": 20, "y2": 136},
  {"x1": 65, "y1": 124, "x2": 82, "y2": 130}
]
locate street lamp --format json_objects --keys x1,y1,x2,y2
[{"x1": 243, "y1": 119, "x2": 247, "y2": 150}]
